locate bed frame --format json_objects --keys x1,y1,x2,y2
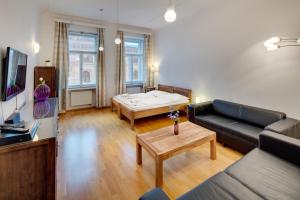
[{"x1": 111, "y1": 84, "x2": 192, "y2": 130}]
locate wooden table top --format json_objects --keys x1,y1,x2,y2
[{"x1": 137, "y1": 121, "x2": 216, "y2": 158}]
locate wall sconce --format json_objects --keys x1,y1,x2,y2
[
  {"x1": 33, "y1": 42, "x2": 40, "y2": 54},
  {"x1": 264, "y1": 37, "x2": 300, "y2": 51},
  {"x1": 195, "y1": 96, "x2": 207, "y2": 104},
  {"x1": 152, "y1": 64, "x2": 159, "y2": 72}
]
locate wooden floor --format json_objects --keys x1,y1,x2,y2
[{"x1": 57, "y1": 108, "x2": 242, "y2": 200}]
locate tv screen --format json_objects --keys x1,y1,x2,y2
[{"x1": 2, "y1": 47, "x2": 27, "y2": 101}]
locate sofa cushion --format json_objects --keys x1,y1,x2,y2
[
  {"x1": 212, "y1": 100, "x2": 242, "y2": 120},
  {"x1": 259, "y1": 130, "x2": 300, "y2": 167},
  {"x1": 139, "y1": 188, "x2": 170, "y2": 200},
  {"x1": 195, "y1": 114, "x2": 237, "y2": 128},
  {"x1": 223, "y1": 122, "x2": 262, "y2": 144},
  {"x1": 265, "y1": 118, "x2": 300, "y2": 139},
  {"x1": 212, "y1": 99, "x2": 286, "y2": 128},
  {"x1": 240, "y1": 105, "x2": 286, "y2": 128},
  {"x1": 225, "y1": 148, "x2": 300, "y2": 200},
  {"x1": 177, "y1": 172, "x2": 263, "y2": 200},
  {"x1": 196, "y1": 114, "x2": 262, "y2": 144}
]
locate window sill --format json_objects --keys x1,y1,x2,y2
[
  {"x1": 68, "y1": 87, "x2": 96, "y2": 91},
  {"x1": 126, "y1": 82, "x2": 144, "y2": 88}
]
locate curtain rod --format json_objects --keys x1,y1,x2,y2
[
  {"x1": 54, "y1": 18, "x2": 152, "y2": 35},
  {"x1": 54, "y1": 18, "x2": 106, "y2": 29},
  {"x1": 118, "y1": 28, "x2": 152, "y2": 35}
]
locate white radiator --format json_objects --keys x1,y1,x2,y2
[
  {"x1": 126, "y1": 86, "x2": 143, "y2": 94},
  {"x1": 70, "y1": 90, "x2": 93, "y2": 106}
]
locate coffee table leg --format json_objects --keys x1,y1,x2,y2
[
  {"x1": 210, "y1": 137, "x2": 217, "y2": 160},
  {"x1": 155, "y1": 158, "x2": 163, "y2": 187},
  {"x1": 136, "y1": 142, "x2": 142, "y2": 165}
]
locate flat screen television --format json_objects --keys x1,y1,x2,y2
[{"x1": 2, "y1": 47, "x2": 27, "y2": 101}]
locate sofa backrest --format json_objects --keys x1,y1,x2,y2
[
  {"x1": 212, "y1": 100, "x2": 286, "y2": 127},
  {"x1": 212, "y1": 100, "x2": 242, "y2": 120}
]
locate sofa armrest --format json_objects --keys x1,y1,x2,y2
[
  {"x1": 139, "y1": 188, "x2": 170, "y2": 200},
  {"x1": 188, "y1": 101, "x2": 213, "y2": 121},
  {"x1": 259, "y1": 130, "x2": 300, "y2": 166},
  {"x1": 265, "y1": 118, "x2": 300, "y2": 139}
]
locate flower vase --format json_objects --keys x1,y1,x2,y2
[
  {"x1": 174, "y1": 121, "x2": 179, "y2": 135},
  {"x1": 34, "y1": 100, "x2": 51, "y2": 119}
]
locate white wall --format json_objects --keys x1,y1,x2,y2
[
  {"x1": 155, "y1": 0, "x2": 300, "y2": 119},
  {"x1": 0, "y1": 0, "x2": 43, "y2": 120},
  {"x1": 39, "y1": 11, "x2": 153, "y2": 108}
]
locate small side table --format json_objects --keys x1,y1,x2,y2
[{"x1": 144, "y1": 86, "x2": 156, "y2": 93}]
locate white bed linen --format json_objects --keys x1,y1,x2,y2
[{"x1": 113, "y1": 90, "x2": 189, "y2": 111}]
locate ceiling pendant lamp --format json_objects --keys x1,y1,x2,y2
[
  {"x1": 164, "y1": 0, "x2": 176, "y2": 23},
  {"x1": 115, "y1": 0, "x2": 121, "y2": 45},
  {"x1": 114, "y1": 38, "x2": 121, "y2": 45},
  {"x1": 99, "y1": 46, "x2": 104, "y2": 51}
]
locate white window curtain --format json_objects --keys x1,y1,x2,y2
[
  {"x1": 53, "y1": 22, "x2": 69, "y2": 112},
  {"x1": 116, "y1": 31, "x2": 126, "y2": 94},
  {"x1": 144, "y1": 34, "x2": 153, "y2": 87},
  {"x1": 96, "y1": 28, "x2": 107, "y2": 108}
]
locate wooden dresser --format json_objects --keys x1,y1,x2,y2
[{"x1": 0, "y1": 98, "x2": 58, "y2": 200}]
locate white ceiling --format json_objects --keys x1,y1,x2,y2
[{"x1": 46, "y1": 0, "x2": 216, "y2": 29}]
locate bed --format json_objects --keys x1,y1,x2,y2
[{"x1": 111, "y1": 84, "x2": 192, "y2": 130}]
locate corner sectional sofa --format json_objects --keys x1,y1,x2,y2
[
  {"x1": 188, "y1": 99, "x2": 300, "y2": 153},
  {"x1": 139, "y1": 131, "x2": 300, "y2": 200}
]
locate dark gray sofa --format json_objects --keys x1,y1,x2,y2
[
  {"x1": 139, "y1": 131, "x2": 300, "y2": 200},
  {"x1": 188, "y1": 99, "x2": 300, "y2": 153}
]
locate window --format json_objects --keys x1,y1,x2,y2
[
  {"x1": 124, "y1": 37, "x2": 145, "y2": 84},
  {"x1": 68, "y1": 32, "x2": 98, "y2": 88}
]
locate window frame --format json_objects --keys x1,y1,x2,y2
[
  {"x1": 124, "y1": 36, "x2": 145, "y2": 85},
  {"x1": 68, "y1": 31, "x2": 99, "y2": 89}
]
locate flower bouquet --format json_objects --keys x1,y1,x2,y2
[{"x1": 168, "y1": 107, "x2": 180, "y2": 135}]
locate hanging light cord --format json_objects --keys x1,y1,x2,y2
[{"x1": 117, "y1": 0, "x2": 119, "y2": 25}]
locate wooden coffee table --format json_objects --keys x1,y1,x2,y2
[{"x1": 136, "y1": 121, "x2": 216, "y2": 187}]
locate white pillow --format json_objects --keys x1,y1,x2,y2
[
  {"x1": 147, "y1": 90, "x2": 170, "y2": 96},
  {"x1": 169, "y1": 93, "x2": 189, "y2": 101}
]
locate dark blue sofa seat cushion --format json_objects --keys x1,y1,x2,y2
[
  {"x1": 139, "y1": 188, "x2": 170, "y2": 200},
  {"x1": 177, "y1": 172, "x2": 263, "y2": 200},
  {"x1": 222, "y1": 122, "x2": 263, "y2": 144},
  {"x1": 196, "y1": 114, "x2": 262, "y2": 144},
  {"x1": 195, "y1": 114, "x2": 237, "y2": 128},
  {"x1": 225, "y1": 148, "x2": 300, "y2": 200}
]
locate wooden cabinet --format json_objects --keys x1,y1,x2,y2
[
  {"x1": 34, "y1": 66, "x2": 57, "y2": 98},
  {"x1": 0, "y1": 139, "x2": 56, "y2": 200},
  {"x1": 0, "y1": 98, "x2": 58, "y2": 200}
]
